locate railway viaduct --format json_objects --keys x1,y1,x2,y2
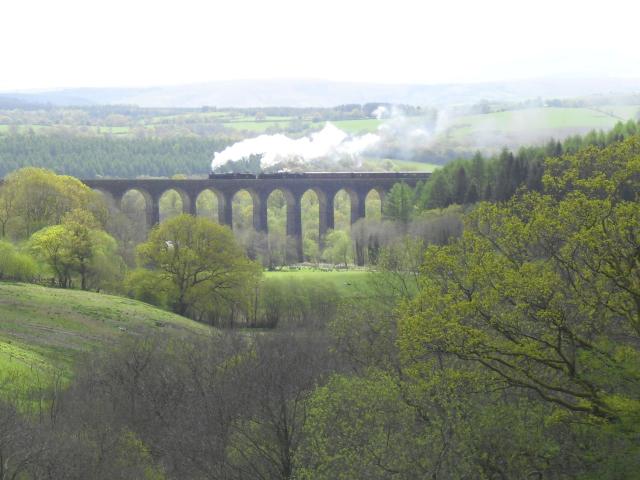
[{"x1": 83, "y1": 172, "x2": 430, "y2": 261}]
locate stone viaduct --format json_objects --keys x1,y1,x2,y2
[{"x1": 83, "y1": 172, "x2": 430, "y2": 261}]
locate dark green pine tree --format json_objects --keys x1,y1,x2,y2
[
  {"x1": 483, "y1": 182, "x2": 493, "y2": 201},
  {"x1": 383, "y1": 182, "x2": 415, "y2": 223},
  {"x1": 425, "y1": 174, "x2": 451, "y2": 209},
  {"x1": 453, "y1": 166, "x2": 468, "y2": 205},
  {"x1": 465, "y1": 181, "x2": 479, "y2": 204},
  {"x1": 495, "y1": 149, "x2": 515, "y2": 201},
  {"x1": 469, "y1": 152, "x2": 485, "y2": 188}
]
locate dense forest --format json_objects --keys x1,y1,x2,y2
[
  {"x1": 415, "y1": 119, "x2": 640, "y2": 209},
  {"x1": 0, "y1": 134, "x2": 231, "y2": 178}
]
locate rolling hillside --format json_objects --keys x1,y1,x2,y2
[{"x1": 0, "y1": 283, "x2": 212, "y2": 398}]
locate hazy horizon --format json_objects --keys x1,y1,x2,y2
[
  {"x1": 4, "y1": 74, "x2": 640, "y2": 95},
  {"x1": 3, "y1": 0, "x2": 639, "y2": 92}
]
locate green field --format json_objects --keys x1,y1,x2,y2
[
  {"x1": 2, "y1": 104, "x2": 638, "y2": 161},
  {"x1": 264, "y1": 269, "x2": 373, "y2": 297},
  {"x1": 220, "y1": 117, "x2": 382, "y2": 134},
  {"x1": 0, "y1": 282, "x2": 210, "y2": 398},
  {"x1": 362, "y1": 157, "x2": 440, "y2": 172},
  {"x1": 439, "y1": 106, "x2": 640, "y2": 148},
  {"x1": 318, "y1": 119, "x2": 382, "y2": 134}
]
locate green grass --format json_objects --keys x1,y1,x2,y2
[
  {"x1": 313, "y1": 119, "x2": 382, "y2": 134},
  {"x1": 0, "y1": 282, "x2": 211, "y2": 398},
  {"x1": 0, "y1": 124, "x2": 49, "y2": 134},
  {"x1": 150, "y1": 111, "x2": 230, "y2": 123},
  {"x1": 263, "y1": 269, "x2": 373, "y2": 297},
  {"x1": 590, "y1": 105, "x2": 640, "y2": 121},
  {"x1": 362, "y1": 157, "x2": 440, "y2": 172},
  {"x1": 439, "y1": 106, "x2": 640, "y2": 148}
]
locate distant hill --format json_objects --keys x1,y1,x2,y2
[
  {"x1": 0, "y1": 95, "x2": 45, "y2": 110},
  {"x1": 3, "y1": 77, "x2": 640, "y2": 108}
]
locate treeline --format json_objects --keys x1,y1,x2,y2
[
  {"x1": 0, "y1": 134, "x2": 232, "y2": 178},
  {"x1": 0, "y1": 102, "x2": 415, "y2": 130},
  {"x1": 416, "y1": 119, "x2": 640, "y2": 209}
]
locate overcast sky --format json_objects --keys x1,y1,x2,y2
[{"x1": 2, "y1": 0, "x2": 639, "y2": 91}]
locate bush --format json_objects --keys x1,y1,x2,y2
[
  {"x1": 0, "y1": 241, "x2": 38, "y2": 282},
  {"x1": 123, "y1": 269, "x2": 176, "y2": 309},
  {"x1": 256, "y1": 277, "x2": 340, "y2": 329}
]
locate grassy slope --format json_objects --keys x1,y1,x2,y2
[{"x1": 0, "y1": 283, "x2": 211, "y2": 396}]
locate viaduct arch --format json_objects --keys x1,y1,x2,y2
[{"x1": 84, "y1": 172, "x2": 430, "y2": 262}]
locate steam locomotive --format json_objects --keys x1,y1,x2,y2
[{"x1": 208, "y1": 171, "x2": 426, "y2": 180}]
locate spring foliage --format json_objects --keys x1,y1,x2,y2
[
  {"x1": 135, "y1": 214, "x2": 261, "y2": 317},
  {"x1": 397, "y1": 135, "x2": 640, "y2": 475}
]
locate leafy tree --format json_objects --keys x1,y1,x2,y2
[
  {"x1": 30, "y1": 225, "x2": 75, "y2": 288},
  {"x1": 399, "y1": 135, "x2": 640, "y2": 474},
  {"x1": 297, "y1": 371, "x2": 434, "y2": 479},
  {"x1": 0, "y1": 241, "x2": 37, "y2": 282},
  {"x1": 0, "y1": 187, "x2": 16, "y2": 238},
  {"x1": 303, "y1": 236, "x2": 320, "y2": 264},
  {"x1": 226, "y1": 334, "x2": 334, "y2": 479},
  {"x1": 29, "y1": 210, "x2": 121, "y2": 289},
  {"x1": 123, "y1": 268, "x2": 177, "y2": 309},
  {"x1": 136, "y1": 214, "x2": 260, "y2": 316},
  {"x1": 0, "y1": 167, "x2": 106, "y2": 239},
  {"x1": 255, "y1": 276, "x2": 339, "y2": 329},
  {"x1": 321, "y1": 229, "x2": 352, "y2": 268}
]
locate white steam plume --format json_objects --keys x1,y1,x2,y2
[
  {"x1": 211, "y1": 108, "x2": 457, "y2": 171},
  {"x1": 211, "y1": 123, "x2": 379, "y2": 170},
  {"x1": 371, "y1": 105, "x2": 389, "y2": 119}
]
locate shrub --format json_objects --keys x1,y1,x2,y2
[{"x1": 0, "y1": 241, "x2": 38, "y2": 282}]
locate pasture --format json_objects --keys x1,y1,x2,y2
[
  {"x1": 316, "y1": 118, "x2": 382, "y2": 133},
  {"x1": 439, "y1": 106, "x2": 640, "y2": 148},
  {"x1": 0, "y1": 282, "x2": 210, "y2": 398},
  {"x1": 362, "y1": 157, "x2": 440, "y2": 172},
  {"x1": 263, "y1": 269, "x2": 374, "y2": 298}
]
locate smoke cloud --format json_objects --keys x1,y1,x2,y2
[
  {"x1": 211, "y1": 123, "x2": 380, "y2": 170},
  {"x1": 371, "y1": 106, "x2": 389, "y2": 119},
  {"x1": 210, "y1": 108, "x2": 456, "y2": 171}
]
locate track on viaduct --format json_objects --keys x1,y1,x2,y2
[{"x1": 84, "y1": 172, "x2": 431, "y2": 261}]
